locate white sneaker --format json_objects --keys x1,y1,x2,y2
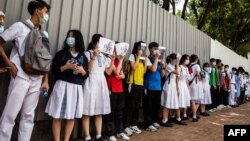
[
  {"x1": 117, "y1": 132, "x2": 130, "y2": 140},
  {"x1": 146, "y1": 125, "x2": 157, "y2": 132},
  {"x1": 129, "y1": 126, "x2": 142, "y2": 134},
  {"x1": 227, "y1": 105, "x2": 232, "y2": 108},
  {"x1": 209, "y1": 109, "x2": 214, "y2": 112},
  {"x1": 109, "y1": 136, "x2": 117, "y2": 141},
  {"x1": 124, "y1": 127, "x2": 133, "y2": 136},
  {"x1": 153, "y1": 123, "x2": 161, "y2": 129}
]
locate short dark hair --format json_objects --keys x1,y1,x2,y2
[
  {"x1": 210, "y1": 58, "x2": 215, "y2": 62},
  {"x1": 190, "y1": 54, "x2": 198, "y2": 63},
  {"x1": 63, "y1": 30, "x2": 85, "y2": 53},
  {"x1": 28, "y1": 0, "x2": 51, "y2": 15},
  {"x1": 216, "y1": 59, "x2": 222, "y2": 64},
  {"x1": 148, "y1": 42, "x2": 159, "y2": 49},
  {"x1": 203, "y1": 62, "x2": 210, "y2": 68},
  {"x1": 225, "y1": 65, "x2": 229, "y2": 68}
]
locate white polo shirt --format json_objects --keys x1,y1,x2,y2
[{"x1": 0, "y1": 19, "x2": 48, "y2": 80}]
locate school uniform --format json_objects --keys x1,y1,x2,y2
[
  {"x1": 222, "y1": 72, "x2": 230, "y2": 106},
  {"x1": 229, "y1": 73, "x2": 236, "y2": 106},
  {"x1": 105, "y1": 59, "x2": 125, "y2": 136},
  {"x1": 209, "y1": 67, "x2": 220, "y2": 109},
  {"x1": 124, "y1": 54, "x2": 151, "y2": 128},
  {"x1": 0, "y1": 19, "x2": 47, "y2": 141},
  {"x1": 189, "y1": 63, "x2": 203, "y2": 101},
  {"x1": 161, "y1": 63, "x2": 179, "y2": 109},
  {"x1": 201, "y1": 71, "x2": 212, "y2": 105},
  {"x1": 45, "y1": 50, "x2": 89, "y2": 119},
  {"x1": 178, "y1": 65, "x2": 191, "y2": 108},
  {"x1": 82, "y1": 50, "x2": 111, "y2": 116},
  {"x1": 143, "y1": 57, "x2": 162, "y2": 127}
]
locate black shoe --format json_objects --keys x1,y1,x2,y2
[
  {"x1": 161, "y1": 121, "x2": 173, "y2": 127},
  {"x1": 175, "y1": 120, "x2": 187, "y2": 125},
  {"x1": 169, "y1": 117, "x2": 177, "y2": 123},
  {"x1": 95, "y1": 137, "x2": 103, "y2": 141},
  {"x1": 200, "y1": 112, "x2": 210, "y2": 116},
  {"x1": 192, "y1": 118, "x2": 198, "y2": 122},
  {"x1": 182, "y1": 117, "x2": 189, "y2": 121}
]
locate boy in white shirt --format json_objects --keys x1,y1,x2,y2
[{"x1": 0, "y1": 0, "x2": 50, "y2": 140}]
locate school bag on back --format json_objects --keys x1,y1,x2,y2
[{"x1": 17, "y1": 21, "x2": 52, "y2": 75}]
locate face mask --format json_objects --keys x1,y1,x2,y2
[
  {"x1": 171, "y1": 59, "x2": 176, "y2": 66},
  {"x1": 0, "y1": 26, "x2": 4, "y2": 34},
  {"x1": 225, "y1": 68, "x2": 229, "y2": 72},
  {"x1": 232, "y1": 70, "x2": 237, "y2": 74},
  {"x1": 184, "y1": 60, "x2": 190, "y2": 65},
  {"x1": 66, "y1": 37, "x2": 75, "y2": 47},
  {"x1": 40, "y1": 13, "x2": 49, "y2": 24},
  {"x1": 212, "y1": 62, "x2": 216, "y2": 66},
  {"x1": 221, "y1": 68, "x2": 224, "y2": 72},
  {"x1": 204, "y1": 67, "x2": 211, "y2": 73}
]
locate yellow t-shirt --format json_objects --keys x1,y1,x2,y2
[{"x1": 127, "y1": 54, "x2": 151, "y2": 85}]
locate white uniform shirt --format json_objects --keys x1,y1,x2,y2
[{"x1": 0, "y1": 19, "x2": 48, "y2": 80}]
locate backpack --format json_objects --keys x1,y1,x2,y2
[
  {"x1": 188, "y1": 64, "x2": 197, "y2": 85},
  {"x1": 17, "y1": 21, "x2": 52, "y2": 75}
]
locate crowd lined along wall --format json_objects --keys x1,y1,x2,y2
[{"x1": 0, "y1": 0, "x2": 248, "y2": 121}]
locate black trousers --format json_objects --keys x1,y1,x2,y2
[
  {"x1": 210, "y1": 86, "x2": 220, "y2": 109},
  {"x1": 240, "y1": 88, "x2": 246, "y2": 103},
  {"x1": 124, "y1": 84, "x2": 144, "y2": 128},
  {"x1": 143, "y1": 90, "x2": 161, "y2": 127},
  {"x1": 105, "y1": 92, "x2": 125, "y2": 136},
  {"x1": 221, "y1": 88, "x2": 229, "y2": 106}
]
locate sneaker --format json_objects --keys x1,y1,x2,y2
[
  {"x1": 209, "y1": 109, "x2": 214, "y2": 112},
  {"x1": 124, "y1": 127, "x2": 133, "y2": 136},
  {"x1": 175, "y1": 120, "x2": 187, "y2": 125},
  {"x1": 109, "y1": 136, "x2": 117, "y2": 141},
  {"x1": 153, "y1": 123, "x2": 161, "y2": 129},
  {"x1": 129, "y1": 126, "x2": 142, "y2": 134},
  {"x1": 200, "y1": 112, "x2": 210, "y2": 116},
  {"x1": 117, "y1": 132, "x2": 130, "y2": 140},
  {"x1": 146, "y1": 125, "x2": 158, "y2": 132},
  {"x1": 227, "y1": 105, "x2": 232, "y2": 108},
  {"x1": 161, "y1": 121, "x2": 173, "y2": 127}
]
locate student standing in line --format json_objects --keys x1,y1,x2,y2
[
  {"x1": 82, "y1": 34, "x2": 114, "y2": 141},
  {"x1": 105, "y1": 49, "x2": 130, "y2": 141},
  {"x1": 45, "y1": 30, "x2": 89, "y2": 141},
  {"x1": 144, "y1": 42, "x2": 166, "y2": 131},
  {"x1": 0, "y1": 1, "x2": 50, "y2": 140},
  {"x1": 200, "y1": 62, "x2": 212, "y2": 116}
]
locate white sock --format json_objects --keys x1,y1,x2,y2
[
  {"x1": 171, "y1": 115, "x2": 175, "y2": 118},
  {"x1": 85, "y1": 136, "x2": 91, "y2": 140},
  {"x1": 193, "y1": 115, "x2": 197, "y2": 119},
  {"x1": 177, "y1": 118, "x2": 181, "y2": 121},
  {"x1": 184, "y1": 113, "x2": 187, "y2": 117},
  {"x1": 162, "y1": 119, "x2": 168, "y2": 123},
  {"x1": 96, "y1": 134, "x2": 101, "y2": 139}
]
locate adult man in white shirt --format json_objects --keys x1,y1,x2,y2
[{"x1": 0, "y1": 0, "x2": 50, "y2": 140}]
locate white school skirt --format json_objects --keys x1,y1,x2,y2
[
  {"x1": 200, "y1": 82, "x2": 212, "y2": 104},
  {"x1": 161, "y1": 80, "x2": 179, "y2": 109},
  {"x1": 178, "y1": 80, "x2": 191, "y2": 108},
  {"x1": 45, "y1": 80, "x2": 83, "y2": 119}
]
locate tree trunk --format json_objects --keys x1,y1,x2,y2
[
  {"x1": 191, "y1": 0, "x2": 199, "y2": 23},
  {"x1": 170, "y1": 0, "x2": 176, "y2": 15},
  {"x1": 181, "y1": 0, "x2": 189, "y2": 19},
  {"x1": 163, "y1": 0, "x2": 170, "y2": 11},
  {"x1": 197, "y1": 0, "x2": 213, "y2": 30}
]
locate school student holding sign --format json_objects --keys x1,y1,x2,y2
[
  {"x1": 82, "y1": 34, "x2": 114, "y2": 141},
  {"x1": 123, "y1": 41, "x2": 151, "y2": 136}
]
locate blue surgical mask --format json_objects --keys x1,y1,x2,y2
[
  {"x1": 0, "y1": 26, "x2": 4, "y2": 34},
  {"x1": 66, "y1": 37, "x2": 75, "y2": 47}
]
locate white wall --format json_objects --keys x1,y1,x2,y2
[{"x1": 211, "y1": 39, "x2": 250, "y2": 72}]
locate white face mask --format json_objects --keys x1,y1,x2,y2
[
  {"x1": 0, "y1": 25, "x2": 4, "y2": 34},
  {"x1": 212, "y1": 62, "x2": 216, "y2": 66},
  {"x1": 204, "y1": 67, "x2": 212, "y2": 73},
  {"x1": 171, "y1": 59, "x2": 177, "y2": 66},
  {"x1": 40, "y1": 13, "x2": 49, "y2": 24}
]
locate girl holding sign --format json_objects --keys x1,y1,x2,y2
[{"x1": 82, "y1": 34, "x2": 114, "y2": 141}]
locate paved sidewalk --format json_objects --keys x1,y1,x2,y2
[
  {"x1": 75, "y1": 102, "x2": 250, "y2": 141},
  {"x1": 123, "y1": 102, "x2": 250, "y2": 141}
]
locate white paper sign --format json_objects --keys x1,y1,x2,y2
[
  {"x1": 115, "y1": 42, "x2": 129, "y2": 56},
  {"x1": 159, "y1": 46, "x2": 166, "y2": 61},
  {"x1": 140, "y1": 43, "x2": 147, "y2": 60},
  {"x1": 98, "y1": 37, "x2": 115, "y2": 55}
]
